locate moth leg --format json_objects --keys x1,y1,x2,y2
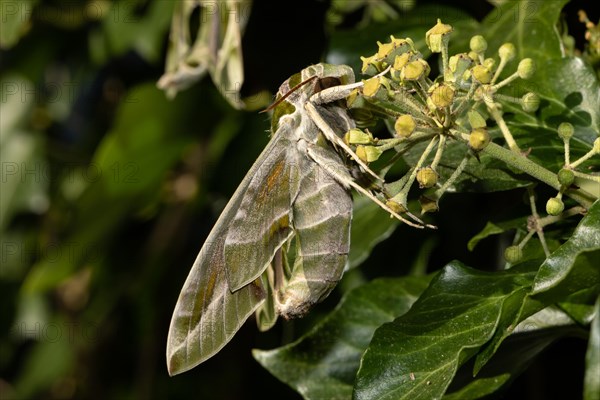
[
  {"x1": 304, "y1": 142, "x2": 431, "y2": 229},
  {"x1": 309, "y1": 67, "x2": 390, "y2": 105},
  {"x1": 309, "y1": 81, "x2": 363, "y2": 105},
  {"x1": 305, "y1": 101, "x2": 382, "y2": 182}
]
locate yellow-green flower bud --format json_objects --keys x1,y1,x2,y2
[
  {"x1": 429, "y1": 83, "x2": 455, "y2": 108},
  {"x1": 402, "y1": 60, "x2": 428, "y2": 80},
  {"x1": 467, "y1": 51, "x2": 479, "y2": 61},
  {"x1": 393, "y1": 53, "x2": 411, "y2": 71},
  {"x1": 356, "y1": 145, "x2": 383, "y2": 163},
  {"x1": 557, "y1": 122, "x2": 574, "y2": 140},
  {"x1": 360, "y1": 54, "x2": 382, "y2": 75},
  {"x1": 419, "y1": 195, "x2": 439, "y2": 214},
  {"x1": 449, "y1": 53, "x2": 471, "y2": 71},
  {"x1": 449, "y1": 53, "x2": 473, "y2": 81},
  {"x1": 468, "y1": 110, "x2": 487, "y2": 129},
  {"x1": 462, "y1": 69, "x2": 472, "y2": 82},
  {"x1": 376, "y1": 41, "x2": 395, "y2": 60},
  {"x1": 517, "y1": 58, "x2": 535, "y2": 79},
  {"x1": 483, "y1": 58, "x2": 496, "y2": 70},
  {"x1": 386, "y1": 199, "x2": 407, "y2": 214},
  {"x1": 385, "y1": 36, "x2": 415, "y2": 61},
  {"x1": 469, "y1": 128, "x2": 491, "y2": 151},
  {"x1": 362, "y1": 77, "x2": 382, "y2": 98},
  {"x1": 416, "y1": 167, "x2": 438, "y2": 188},
  {"x1": 546, "y1": 196, "x2": 565, "y2": 216},
  {"x1": 345, "y1": 128, "x2": 373, "y2": 145},
  {"x1": 557, "y1": 168, "x2": 575, "y2": 187},
  {"x1": 394, "y1": 114, "x2": 416, "y2": 138},
  {"x1": 498, "y1": 43, "x2": 516, "y2": 62},
  {"x1": 504, "y1": 245, "x2": 523, "y2": 263},
  {"x1": 521, "y1": 92, "x2": 540, "y2": 112},
  {"x1": 345, "y1": 88, "x2": 360, "y2": 107},
  {"x1": 390, "y1": 36, "x2": 414, "y2": 50},
  {"x1": 426, "y1": 19, "x2": 453, "y2": 53},
  {"x1": 470, "y1": 35, "x2": 488, "y2": 54},
  {"x1": 471, "y1": 64, "x2": 492, "y2": 84}
]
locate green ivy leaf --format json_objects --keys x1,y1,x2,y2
[
  {"x1": 467, "y1": 220, "x2": 519, "y2": 251},
  {"x1": 253, "y1": 276, "x2": 431, "y2": 400},
  {"x1": 533, "y1": 200, "x2": 600, "y2": 294},
  {"x1": 442, "y1": 375, "x2": 511, "y2": 400},
  {"x1": 481, "y1": 0, "x2": 567, "y2": 66},
  {"x1": 466, "y1": 204, "x2": 600, "y2": 378},
  {"x1": 530, "y1": 57, "x2": 600, "y2": 135},
  {"x1": 506, "y1": 57, "x2": 600, "y2": 174},
  {"x1": 446, "y1": 321, "x2": 583, "y2": 399},
  {"x1": 472, "y1": 298, "x2": 561, "y2": 375},
  {"x1": 354, "y1": 261, "x2": 537, "y2": 400}
]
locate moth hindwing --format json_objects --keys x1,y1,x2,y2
[{"x1": 167, "y1": 63, "x2": 359, "y2": 375}]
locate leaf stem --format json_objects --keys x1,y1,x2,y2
[
  {"x1": 391, "y1": 136, "x2": 439, "y2": 205},
  {"x1": 537, "y1": 206, "x2": 587, "y2": 228},
  {"x1": 527, "y1": 186, "x2": 550, "y2": 257},
  {"x1": 431, "y1": 135, "x2": 446, "y2": 170},
  {"x1": 563, "y1": 138, "x2": 571, "y2": 166},
  {"x1": 570, "y1": 147, "x2": 598, "y2": 168},
  {"x1": 491, "y1": 71, "x2": 519, "y2": 91},
  {"x1": 572, "y1": 170, "x2": 600, "y2": 183},
  {"x1": 456, "y1": 134, "x2": 595, "y2": 208},
  {"x1": 486, "y1": 102, "x2": 521, "y2": 153},
  {"x1": 434, "y1": 153, "x2": 469, "y2": 198}
]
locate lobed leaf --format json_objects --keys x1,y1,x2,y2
[
  {"x1": 533, "y1": 200, "x2": 600, "y2": 294},
  {"x1": 253, "y1": 276, "x2": 431, "y2": 400},
  {"x1": 354, "y1": 261, "x2": 538, "y2": 400}
]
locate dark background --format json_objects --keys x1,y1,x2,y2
[{"x1": 1, "y1": 1, "x2": 597, "y2": 399}]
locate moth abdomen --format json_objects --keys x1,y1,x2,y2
[{"x1": 276, "y1": 274, "x2": 344, "y2": 320}]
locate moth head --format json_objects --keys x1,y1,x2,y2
[
  {"x1": 268, "y1": 63, "x2": 356, "y2": 133},
  {"x1": 302, "y1": 63, "x2": 355, "y2": 86},
  {"x1": 283, "y1": 63, "x2": 356, "y2": 97}
]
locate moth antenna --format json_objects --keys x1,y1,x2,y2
[{"x1": 260, "y1": 75, "x2": 319, "y2": 114}]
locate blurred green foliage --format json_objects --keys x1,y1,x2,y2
[{"x1": 1, "y1": 1, "x2": 598, "y2": 399}]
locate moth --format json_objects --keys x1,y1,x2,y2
[{"x1": 167, "y1": 63, "x2": 421, "y2": 375}]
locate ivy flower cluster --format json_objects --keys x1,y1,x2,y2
[
  {"x1": 343, "y1": 20, "x2": 598, "y2": 262},
  {"x1": 345, "y1": 20, "x2": 537, "y2": 212}
]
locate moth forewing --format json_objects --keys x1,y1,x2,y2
[
  {"x1": 166, "y1": 233, "x2": 267, "y2": 376},
  {"x1": 166, "y1": 123, "x2": 297, "y2": 375},
  {"x1": 223, "y1": 132, "x2": 299, "y2": 292},
  {"x1": 168, "y1": 63, "x2": 372, "y2": 374}
]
